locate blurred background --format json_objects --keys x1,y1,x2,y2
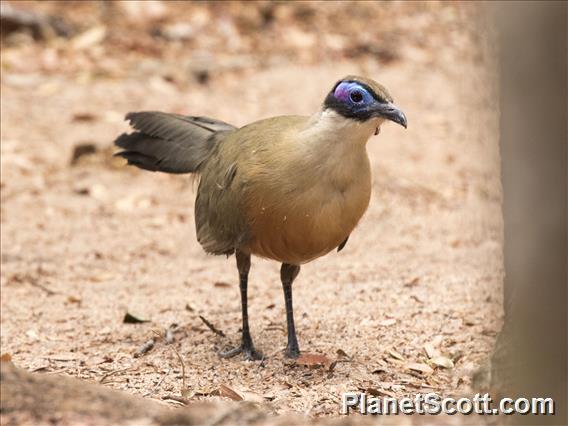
[
  {"x1": 1, "y1": 1, "x2": 482, "y2": 86},
  {"x1": 0, "y1": 1, "x2": 515, "y2": 425}
]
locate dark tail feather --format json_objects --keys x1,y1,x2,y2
[{"x1": 113, "y1": 112, "x2": 236, "y2": 174}]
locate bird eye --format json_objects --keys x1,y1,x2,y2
[{"x1": 350, "y1": 91, "x2": 363, "y2": 103}]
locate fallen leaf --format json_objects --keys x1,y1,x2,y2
[
  {"x1": 379, "y1": 318, "x2": 397, "y2": 327},
  {"x1": 404, "y1": 277, "x2": 420, "y2": 287},
  {"x1": 67, "y1": 295, "x2": 82, "y2": 304},
  {"x1": 1, "y1": 353, "x2": 12, "y2": 362},
  {"x1": 214, "y1": 281, "x2": 231, "y2": 288},
  {"x1": 366, "y1": 387, "x2": 396, "y2": 398},
  {"x1": 238, "y1": 390, "x2": 265, "y2": 403},
  {"x1": 295, "y1": 353, "x2": 332, "y2": 369},
  {"x1": 70, "y1": 143, "x2": 97, "y2": 165},
  {"x1": 30, "y1": 361, "x2": 50, "y2": 372},
  {"x1": 430, "y1": 356, "x2": 454, "y2": 369},
  {"x1": 336, "y1": 349, "x2": 349, "y2": 359},
  {"x1": 217, "y1": 384, "x2": 243, "y2": 401},
  {"x1": 88, "y1": 272, "x2": 115, "y2": 283},
  {"x1": 406, "y1": 362, "x2": 434, "y2": 375},
  {"x1": 71, "y1": 25, "x2": 106, "y2": 50},
  {"x1": 180, "y1": 388, "x2": 194, "y2": 399},
  {"x1": 72, "y1": 112, "x2": 97, "y2": 122},
  {"x1": 388, "y1": 349, "x2": 405, "y2": 361},
  {"x1": 424, "y1": 342, "x2": 439, "y2": 359},
  {"x1": 26, "y1": 329, "x2": 40, "y2": 341},
  {"x1": 123, "y1": 312, "x2": 150, "y2": 324}
]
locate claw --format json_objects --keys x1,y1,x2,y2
[{"x1": 219, "y1": 344, "x2": 263, "y2": 361}]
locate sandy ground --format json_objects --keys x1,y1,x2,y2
[{"x1": 1, "y1": 3, "x2": 502, "y2": 422}]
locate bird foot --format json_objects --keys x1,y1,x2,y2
[
  {"x1": 219, "y1": 344, "x2": 263, "y2": 361},
  {"x1": 284, "y1": 345, "x2": 300, "y2": 359}
]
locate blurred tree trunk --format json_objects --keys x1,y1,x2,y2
[{"x1": 491, "y1": 1, "x2": 567, "y2": 424}]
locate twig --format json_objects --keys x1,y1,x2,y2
[
  {"x1": 198, "y1": 315, "x2": 225, "y2": 337},
  {"x1": 172, "y1": 346, "x2": 186, "y2": 391},
  {"x1": 99, "y1": 367, "x2": 132, "y2": 384},
  {"x1": 161, "y1": 394, "x2": 189, "y2": 405},
  {"x1": 154, "y1": 367, "x2": 171, "y2": 390},
  {"x1": 29, "y1": 281, "x2": 57, "y2": 295}
]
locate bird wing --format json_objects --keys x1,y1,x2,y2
[
  {"x1": 195, "y1": 153, "x2": 250, "y2": 256},
  {"x1": 114, "y1": 112, "x2": 236, "y2": 174}
]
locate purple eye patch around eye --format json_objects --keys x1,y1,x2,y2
[
  {"x1": 333, "y1": 82, "x2": 354, "y2": 102},
  {"x1": 333, "y1": 81, "x2": 370, "y2": 103}
]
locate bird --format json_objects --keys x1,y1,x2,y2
[{"x1": 113, "y1": 75, "x2": 407, "y2": 360}]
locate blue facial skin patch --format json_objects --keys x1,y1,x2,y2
[{"x1": 333, "y1": 82, "x2": 376, "y2": 107}]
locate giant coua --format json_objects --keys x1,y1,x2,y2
[{"x1": 113, "y1": 76, "x2": 407, "y2": 360}]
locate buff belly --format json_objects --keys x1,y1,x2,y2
[{"x1": 243, "y1": 181, "x2": 371, "y2": 265}]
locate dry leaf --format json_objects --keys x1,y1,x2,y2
[
  {"x1": 67, "y1": 295, "x2": 82, "y2": 304},
  {"x1": 1, "y1": 353, "x2": 12, "y2": 362},
  {"x1": 404, "y1": 277, "x2": 420, "y2": 287},
  {"x1": 379, "y1": 318, "x2": 397, "y2": 327},
  {"x1": 71, "y1": 26, "x2": 107, "y2": 50},
  {"x1": 366, "y1": 387, "x2": 396, "y2": 398},
  {"x1": 424, "y1": 342, "x2": 440, "y2": 359},
  {"x1": 388, "y1": 349, "x2": 405, "y2": 361},
  {"x1": 214, "y1": 281, "x2": 231, "y2": 288},
  {"x1": 218, "y1": 384, "x2": 243, "y2": 401},
  {"x1": 70, "y1": 142, "x2": 97, "y2": 165},
  {"x1": 430, "y1": 356, "x2": 454, "y2": 369},
  {"x1": 406, "y1": 362, "x2": 434, "y2": 375},
  {"x1": 72, "y1": 112, "x2": 97, "y2": 122},
  {"x1": 295, "y1": 353, "x2": 332, "y2": 369},
  {"x1": 89, "y1": 272, "x2": 115, "y2": 282},
  {"x1": 123, "y1": 312, "x2": 150, "y2": 324},
  {"x1": 180, "y1": 388, "x2": 195, "y2": 399},
  {"x1": 238, "y1": 390, "x2": 265, "y2": 403},
  {"x1": 25, "y1": 329, "x2": 40, "y2": 341},
  {"x1": 336, "y1": 349, "x2": 349, "y2": 359}
]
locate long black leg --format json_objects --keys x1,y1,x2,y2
[
  {"x1": 219, "y1": 250, "x2": 262, "y2": 361},
  {"x1": 281, "y1": 263, "x2": 301, "y2": 358}
]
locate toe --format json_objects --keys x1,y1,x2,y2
[
  {"x1": 219, "y1": 346, "x2": 242, "y2": 359},
  {"x1": 244, "y1": 348, "x2": 264, "y2": 361}
]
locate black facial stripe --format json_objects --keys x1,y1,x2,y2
[
  {"x1": 324, "y1": 80, "x2": 389, "y2": 121},
  {"x1": 323, "y1": 92, "x2": 373, "y2": 121}
]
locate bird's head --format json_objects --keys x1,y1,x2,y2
[{"x1": 323, "y1": 76, "x2": 407, "y2": 132}]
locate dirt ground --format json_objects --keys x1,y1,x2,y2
[{"x1": 1, "y1": 2, "x2": 503, "y2": 423}]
